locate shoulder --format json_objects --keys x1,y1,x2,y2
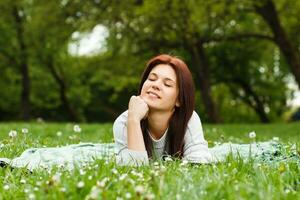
[
  {"x1": 185, "y1": 110, "x2": 205, "y2": 141},
  {"x1": 113, "y1": 110, "x2": 128, "y2": 126},
  {"x1": 113, "y1": 110, "x2": 128, "y2": 136},
  {"x1": 188, "y1": 111, "x2": 202, "y2": 126}
]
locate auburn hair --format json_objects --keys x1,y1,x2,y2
[{"x1": 138, "y1": 54, "x2": 195, "y2": 159}]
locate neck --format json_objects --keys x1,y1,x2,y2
[{"x1": 147, "y1": 109, "x2": 174, "y2": 140}]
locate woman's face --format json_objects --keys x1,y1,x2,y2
[{"x1": 140, "y1": 64, "x2": 180, "y2": 111}]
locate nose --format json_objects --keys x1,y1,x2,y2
[{"x1": 151, "y1": 80, "x2": 161, "y2": 90}]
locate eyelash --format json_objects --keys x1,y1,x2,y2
[{"x1": 148, "y1": 78, "x2": 172, "y2": 87}]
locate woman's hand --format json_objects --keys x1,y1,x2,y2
[{"x1": 128, "y1": 95, "x2": 149, "y2": 121}]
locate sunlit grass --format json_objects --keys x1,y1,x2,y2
[{"x1": 0, "y1": 122, "x2": 299, "y2": 199}]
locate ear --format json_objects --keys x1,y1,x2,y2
[{"x1": 175, "y1": 99, "x2": 180, "y2": 107}]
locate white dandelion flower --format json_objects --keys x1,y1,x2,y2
[
  {"x1": 56, "y1": 131, "x2": 62, "y2": 137},
  {"x1": 180, "y1": 160, "x2": 189, "y2": 166},
  {"x1": 248, "y1": 131, "x2": 256, "y2": 139},
  {"x1": 28, "y1": 193, "x2": 35, "y2": 200},
  {"x1": 77, "y1": 181, "x2": 85, "y2": 188},
  {"x1": 51, "y1": 174, "x2": 61, "y2": 184},
  {"x1": 73, "y1": 125, "x2": 81, "y2": 133},
  {"x1": 135, "y1": 185, "x2": 144, "y2": 195},
  {"x1": 9, "y1": 130, "x2": 17, "y2": 138},
  {"x1": 145, "y1": 193, "x2": 155, "y2": 200},
  {"x1": 119, "y1": 174, "x2": 127, "y2": 181},
  {"x1": 3, "y1": 184, "x2": 10, "y2": 190},
  {"x1": 125, "y1": 193, "x2": 132, "y2": 199},
  {"x1": 20, "y1": 179, "x2": 26, "y2": 184},
  {"x1": 22, "y1": 128, "x2": 28, "y2": 134}
]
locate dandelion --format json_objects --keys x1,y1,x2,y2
[
  {"x1": 87, "y1": 186, "x2": 101, "y2": 200},
  {"x1": 73, "y1": 124, "x2": 81, "y2": 133},
  {"x1": 51, "y1": 174, "x2": 61, "y2": 184},
  {"x1": 111, "y1": 168, "x2": 118, "y2": 174},
  {"x1": 97, "y1": 177, "x2": 109, "y2": 188},
  {"x1": 285, "y1": 189, "x2": 290, "y2": 194},
  {"x1": 3, "y1": 184, "x2": 10, "y2": 190},
  {"x1": 180, "y1": 160, "x2": 188, "y2": 166},
  {"x1": 37, "y1": 117, "x2": 44, "y2": 123},
  {"x1": 77, "y1": 181, "x2": 85, "y2": 189},
  {"x1": 20, "y1": 179, "x2": 26, "y2": 184},
  {"x1": 56, "y1": 131, "x2": 62, "y2": 137},
  {"x1": 9, "y1": 130, "x2": 17, "y2": 138},
  {"x1": 164, "y1": 156, "x2": 173, "y2": 162},
  {"x1": 119, "y1": 174, "x2": 127, "y2": 181},
  {"x1": 248, "y1": 131, "x2": 256, "y2": 139},
  {"x1": 79, "y1": 169, "x2": 86, "y2": 175},
  {"x1": 135, "y1": 185, "x2": 144, "y2": 195},
  {"x1": 21, "y1": 128, "x2": 28, "y2": 134},
  {"x1": 28, "y1": 193, "x2": 35, "y2": 200},
  {"x1": 145, "y1": 193, "x2": 155, "y2": 200},
  {"x1": 125, "y1": 193, "x2": 132, "y2": 199}
]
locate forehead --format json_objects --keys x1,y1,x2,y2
[{"x1": 149, "y1": 64, "x2": 177, "y2": 81}]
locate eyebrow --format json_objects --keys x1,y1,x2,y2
[{"x1": 149, "y1": 72, "x2": 175, "y2": 83}]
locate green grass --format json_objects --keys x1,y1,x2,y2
[{"x1": 0, "y1": 122, "x2": 299, "y2": 199}]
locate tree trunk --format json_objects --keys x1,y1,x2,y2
[
  {"x1": 232, "y1": 79, "x2": 270, "y2": 123},
  {"x1": 46, "y1": 57, "x2": 79, "y2": 122},
  {"x1": 191, "y1": 44, "x2": 222, "y2": 123},
  {"x1": 13, "y1": 5, "x2": 30, "y2": 121},
  {"x1": 254, "y1": 0, "x2": 300, "y2": 89}
]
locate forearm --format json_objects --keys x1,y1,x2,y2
[{"x1": 127, "y1": 116, "x2": 146, "y2": 151}]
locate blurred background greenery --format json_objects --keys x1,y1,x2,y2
[{"x1": 1, "y1": 0, "x2": 300, "y2": 123}]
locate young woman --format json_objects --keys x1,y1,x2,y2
[{"x1": 113, "y1": 54, "x2": 213, "y2": 166}]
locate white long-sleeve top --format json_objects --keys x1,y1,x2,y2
[{"x1": 113, "y1": 110, "x2": 213, "y2": 166}]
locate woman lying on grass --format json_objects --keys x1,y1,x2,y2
[{"x1": 113, "y1": 54, "x2": 213, "y2": 166}]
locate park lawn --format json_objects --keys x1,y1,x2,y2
[{"x1": 0, "y1": 122, "x2": 299, "y2": 199}]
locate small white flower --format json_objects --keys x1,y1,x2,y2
[
  {"x1": 9, "y1": 130, "x2": 17, "y2": 138},
  {"x1": 3, "y1": 184, "x2": 10, "y2": 190},
  {"x1": 145, "y1": 193, "x2": 155, "y2": 200},
  {"x1": 21, "y1": 128, "x2": 28, "y2": 134},
  {"x1": 51, "y1": 174, "x2": 61, "y2": 184},
  {"x1": 135, "y1": 185, "x2": 144, "y2": 195},
  {"x1": 88, "y1": 175, "x2": 93, "y2": 180},
  {"x1": 180, "y1": 160, "x2": 189, "y2": 166},
  {"x1": 164, "y1": 156, "x2": 173, "y2": 162},
  {"x1": 56, "y1": 131, "x2": 62, "y2": 137},
  {"x1": 125, "y1": 193, "x2": 132, "y2": 199},
  {"x1": 88, "y1": 186, "x2": 101, "y2": 199},
  {"x1": 111, "y1": 168, "x2": 118, "y2": 174},
  {"x1": 73, "y1": 125, "x2": 81, "y2": 133},
  {"x1": 272, "y1": 137, "x2": 279, "y2": 141},
  {"x1": 119, "y1": 174, "x2": 127, "y2": 181},
  {"x1": 28, "y1": 193, "x2": 35, "y2": 200},
  {"x1": 20, "y1": 179, "x2": 26, "y2": 184},
  {"x1": 285, "y1": 189, "x2": 290, "y2": 193},
  {"x1": 36, "y1": 117, "x2": 44, "y2": 123},
  {"x1": 24, "y1": 188, "x2": 30, "y2": 193},
  {"x1": 248, "y1": 131, "x2": 256, "y2": 139},
  {"x1": 77, "y1": 181, "x2": 85, "y2": 188},
  {"x1": 79, "y1": 169, "x2": 86, "y2": 175},
  {"x1": 60, "y1": 187, "x2": 66, "y2": 192}
]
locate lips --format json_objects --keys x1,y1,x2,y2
[{"x1": 147, "y1": 91, "x2": 161, "y2": 99}]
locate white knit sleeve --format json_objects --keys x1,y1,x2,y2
[
  {"x1": 183, "y1": 111, "x2": 214, "y2": 163},
  {"x1": 113, "y1": 110, "x2": 149, "y2": 166}
]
